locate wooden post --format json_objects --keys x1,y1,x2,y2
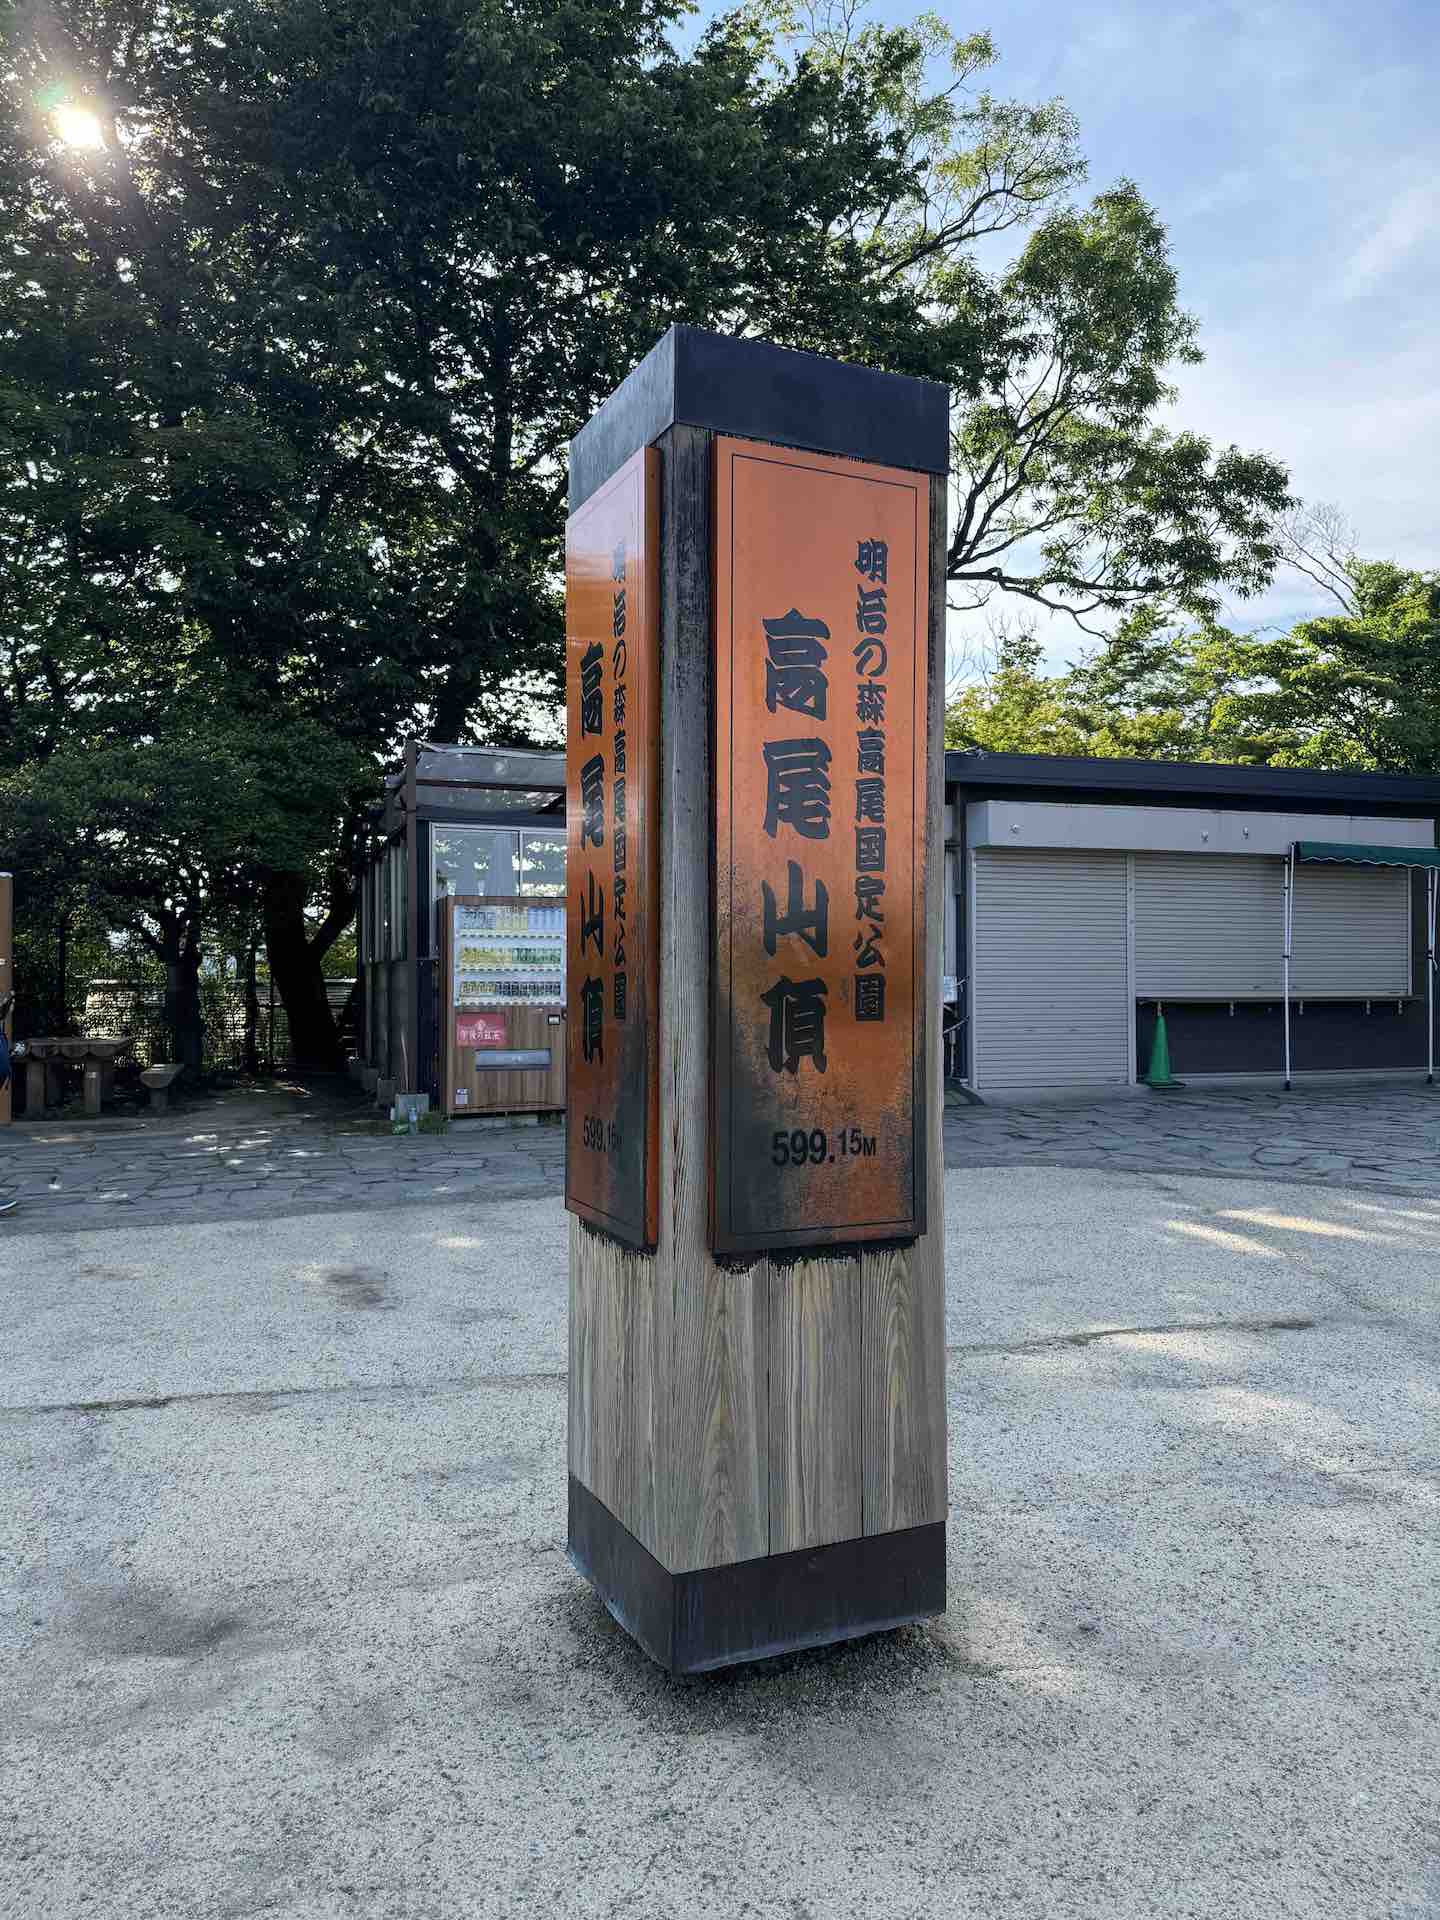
[
  {"x1": 0, "y1": 872, "x2": 11, "y2": 1125},
  {"x1": 565, "y1": 328, "x2": 948, "y2": 1672},
  {"x1": 404, "y1": 737, "x2": 420, "y2": 1094}
]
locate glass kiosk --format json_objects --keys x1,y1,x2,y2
[{"x1": 356, "y1": 745, "x2": 567, "y2": 1115}]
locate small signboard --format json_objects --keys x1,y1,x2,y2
[
  {"x1": 712, "y1": 437, "x2": 929, "y2": 1252},
  {"x1": 564, "y1": 447, "x2": 661, "y2": 1248},
  {"x1": 458, "y1": 1011, "x2": 507, "y2": 1050}
]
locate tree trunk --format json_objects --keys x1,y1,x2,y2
[
  {"x1": 262, "y1": 870, "x2": 343, "y2": 1069},
  {"x1": 57, "y1": 911, "x2": 70, "y2": 1031},
  {"x1": 161, "y1": 923, "x2": 205, "y2": 1077},
  {"x1": 241, "y1": 934, "x2": 261, "y2": 1076},
  {"x1": 176, "y1": 935, "x2": 204, "y2": 1077}
]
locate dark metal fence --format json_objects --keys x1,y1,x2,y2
[{"x1": 75, "y1": 978, "x2": 357, "y2": 1075}]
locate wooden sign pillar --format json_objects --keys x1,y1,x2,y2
[
  {"x1": 0, "y1": 873, "x2": 11, "y2": 1125},
  {"x1": 565, "y1": 327, "x2": 948, "y2": 1672}
]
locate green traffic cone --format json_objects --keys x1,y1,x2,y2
[{"x1": 1144, "y1": 1010, "x2": 1184, "y2": 1090}]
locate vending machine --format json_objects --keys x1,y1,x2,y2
[{"x1": 439, "y1": 895, "x2": 566, "y2": 1116}]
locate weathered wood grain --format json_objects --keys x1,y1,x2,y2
[
  {"x1": 769, "y1": 1255, "x2": 862, "y2": 1553},
  {"x1": 860, "y1": 1240, "x2": 945, "y2": 1530},
  {"x1": 567, "y1": 1214, "x2": 595, "y2": 1494},
  {"x1": 600, "y1": 1229, "x2": 658, "y2": 1548},
  {"x1": 861, "y1": 472, "x2": 949, "y2": 1535},
  {"x1": 657, "y1": 422, "x2": 769, "y2": 1574},
  {"x1": 668, "y1": 1261, "x2": 768, "y2": 1570},
  {"x1": 569, "y1": 1217, "x2": 660, "y2": 1553}
]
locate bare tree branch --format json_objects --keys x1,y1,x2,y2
[{"x1": 1275, "y1": 500, "x2": 1360, "y2": 613}]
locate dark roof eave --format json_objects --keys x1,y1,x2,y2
[{"x1": 943, "y1": 751, "x2": 1440, "y2": 816}]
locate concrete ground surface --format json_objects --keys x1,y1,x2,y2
[{"x1": 3, "y1": 1152, "x2": 1438, "y2": 1918}]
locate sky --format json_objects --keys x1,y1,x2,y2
[{"x1": 700, "y1": 0, "x2": 1440, "y2": 673}]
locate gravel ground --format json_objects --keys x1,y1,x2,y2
[{"x1": 2, "y1": 1161, "x2": 1437, "y2": 1919}]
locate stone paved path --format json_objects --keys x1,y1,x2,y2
[
  {"x1": 0, "y1": 1084, "x2": 564, "y2": 1235},
  {"x1": 944, "y1": 1080, "x2": 1440, "y2": 1196},
  {"x1": 5, "y1": 1077, "x2": 1440, "y2": 1232}
]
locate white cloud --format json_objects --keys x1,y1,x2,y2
[
  {"x1": 1336, "y1": 186, "x2": 1440, "y2": 299},
  {"x1": 1171, "y1": 330, "x2": 1440, "y2": 568}
]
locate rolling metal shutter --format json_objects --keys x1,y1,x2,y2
[
  {"x1": 971, "y1": 849, "x2": 1131, "y2": 1091},
  {"x1": 1134, "y1": 854, "x2": 1411, "y2": 997},
  {"x1": 1134, "y1": 854, "x2": 1281, "y2": 996},
  {"x1": 1291, "y1": 863, "x2": 1411, "y2": 995}
]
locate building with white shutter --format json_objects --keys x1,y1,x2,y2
[{"x1": 943, "y1": 753, "x2": 1440, "y2": 1099}]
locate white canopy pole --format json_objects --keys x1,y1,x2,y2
[
  {"x1": 1282, "y1": 846, "x2": 1294, "y2": 1092},
  {"x1": 1428, "y1": 869, "x2": 1436, "y2": 1086}
]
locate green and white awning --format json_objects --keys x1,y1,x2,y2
[{"x1": 1293, "y1": 841, "x2": 1440, "y2": 870}]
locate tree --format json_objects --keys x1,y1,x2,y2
[
  {"x1": 939, "y1": 186, "x2": 1291, "y2": 627},
  {"x1": 784, "y1": 7, "x2": 1291, "y2": 628},
  {"x1": 3, "y1": 0, "x2": 1294, "y2": 1072},
  {"x1": 2, "y1": 0, "x2": 969, "y2": 1062},
  {"x1": 0, "y1": 704, "x2": 370, "y2": 1071},
  {"x1": 946, "y1": 622, "x2": 1105, "y2": 757},
  {"x1": 1274, "y1": 499, "x2": 1365, "y2": 616},
  {"x1": 204, "y1": 0, "x2": 1296, "y2": 708},
  {"x1": 1222, "y1": 566, "x2": 1440, "y2": 774},
  {"x1": 217, "y1": 0, "x2": 971, "y2": 697},
  {"x1": 947, "y1": 560, "x2": 1440, "y2": 779},
  {"x1": 1, "y1": 0, "x2": 405, "y2": 1061},
  {"x1": 944, "y1": 613, "x2": 1268, "y2": 763}
]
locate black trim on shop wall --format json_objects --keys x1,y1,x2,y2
[
  {"x1": 946, "y1": 751, "x2": 1440, "y2": 818},
  {"x1": 1136, "y1": 998, "x2": 1430, "y2": 1078}
]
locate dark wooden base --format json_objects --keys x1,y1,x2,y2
[{"x1": 567, "y1": 1475, "x2": 945, "y2": 1674}]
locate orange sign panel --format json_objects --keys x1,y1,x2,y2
[
  {"x1": 564, "y1": 448, "x2": 661, "y2": 1248},
  {"x1": 712, "y1": 437, "x2": 929, "y2": 1253}
]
